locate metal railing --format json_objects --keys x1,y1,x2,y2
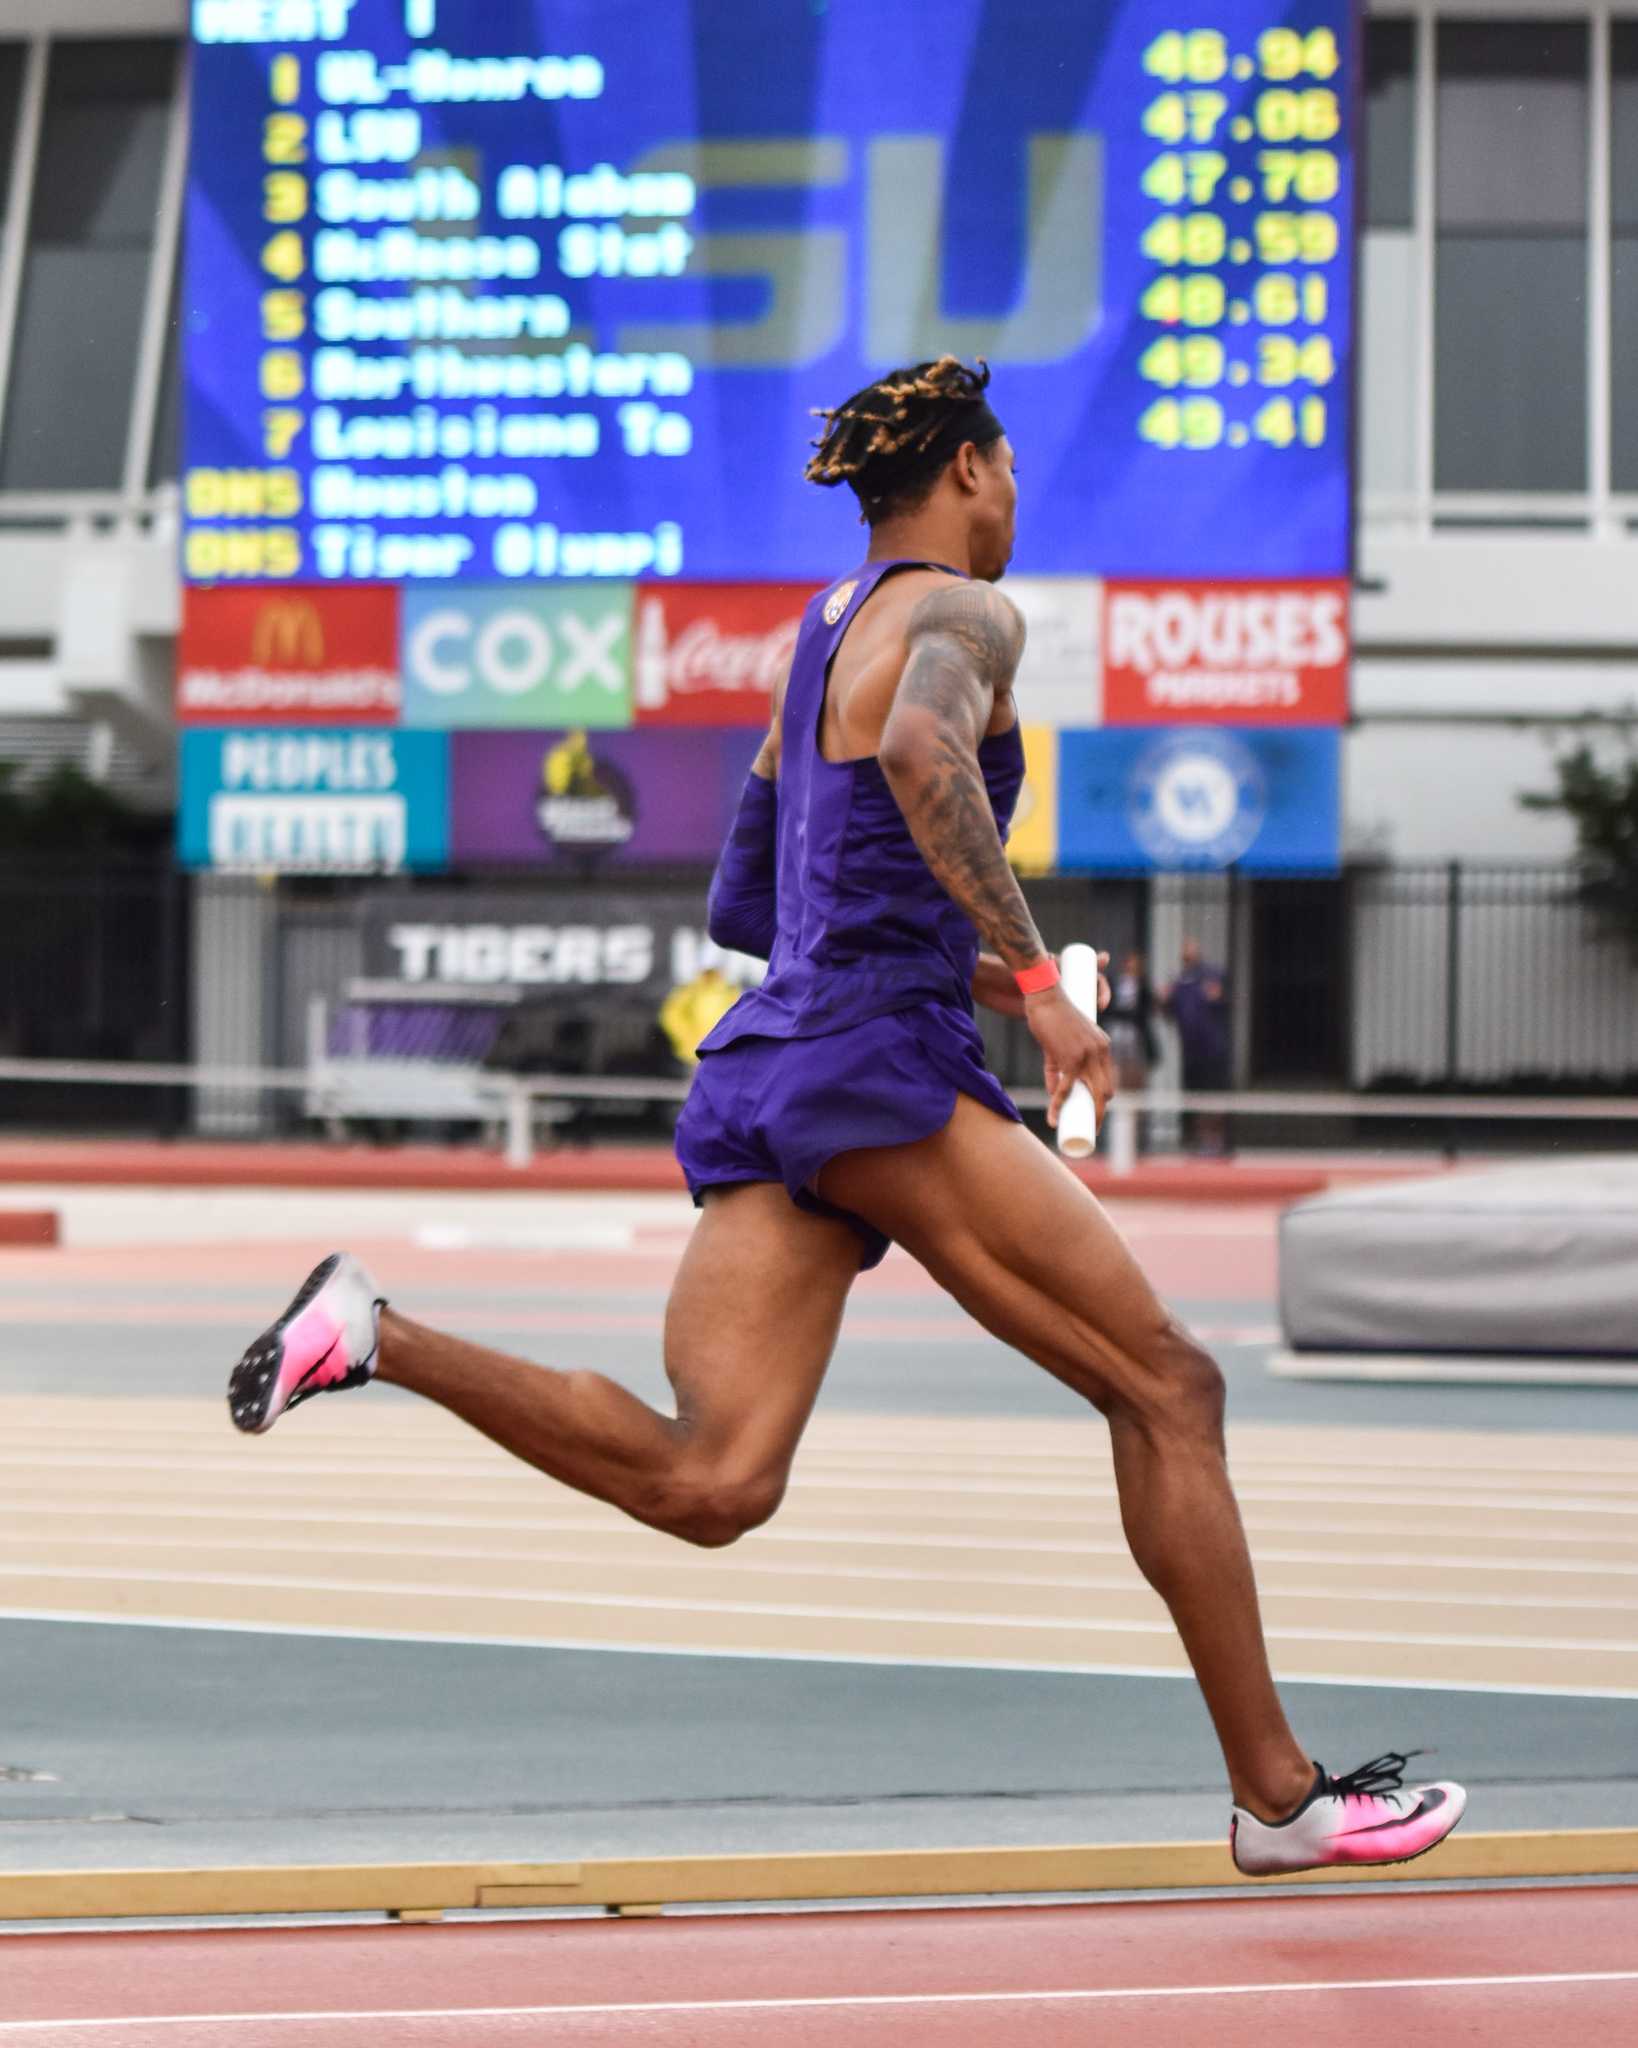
[{"x1": 3, "y1": 1055, "x2": 1637, "y2": 1172}]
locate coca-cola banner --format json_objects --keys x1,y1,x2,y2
[
  {"x1": 1101, "y1": 579, "x2": 1350, "y2": 727},
  {"x1": 632, "y1": 582, "x2": 819, "y2": 727},
  {"x1": 449, "y1": 728, "x2": 763, "y2": 867}
]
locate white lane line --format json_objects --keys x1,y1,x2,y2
[
  {"x1": 3, "y1": 1972, "x2": 1636, "y2": 2030},
  {"x1": 7, "y1": 1493, "x2": 1637, "y2": 1557},
  {"x1": 0, "y1": 1564, "x2": 1634, "y2": 1655},
  {"x1": 6, "y1": 1453, "x2": 1638, "y2": 1519},
  {"x1": 8, "y1": 1503, "x2": 1637, "y2": 1576},
  {"x1": 1, "y1": 1533, "x2": 1630, "y2": 1615},
  {"x1": 7, "y1": 1608, "x2": 1638, "y2": 1697}
]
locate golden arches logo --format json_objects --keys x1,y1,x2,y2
[{"x1": 250, "y1": 599, "x2": 325, "y2": 669}]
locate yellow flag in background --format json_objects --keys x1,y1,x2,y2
[{"x1": 1006, "y1": 724, "x2": 1059, "y2": 876}]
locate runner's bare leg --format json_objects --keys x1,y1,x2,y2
[
  {"x1": 822, "y1": 1096, "x2": 1315, "y2": 1824},
  {"x1": 376, "y1": 1184, "x2": 861, "y2": 1549}
]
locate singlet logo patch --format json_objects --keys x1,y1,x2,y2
[{"x1": 822, "y1": 581, "x2": 858, "y2": 627}]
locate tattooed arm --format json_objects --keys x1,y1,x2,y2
[
  {"x1": 877, "y1": 582, "x2": 1042, "y2": 969},
  {"x1": 879, "y1": 582, "x2": 1114, "y2": 1127}
]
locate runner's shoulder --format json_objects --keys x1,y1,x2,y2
[{"x1": 905, "y1": 577, "x2": 1026, "y2": 686}]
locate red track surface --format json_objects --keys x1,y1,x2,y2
[
  {"x1": 0, "y1": 1136, "x2": 1342, "y2": 1201},
  {"x1": 4, "y1": 1889, "x2": 1635, "y2": 2045}
]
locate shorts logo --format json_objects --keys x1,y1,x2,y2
[{"x1": 822, "y1": 581, "x2": 858, "y2": 627}]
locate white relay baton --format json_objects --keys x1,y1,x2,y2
[{"x1": 1056, "y1": 942, "x2": 1102, "y2": 1160}]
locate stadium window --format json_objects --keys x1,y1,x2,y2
[
  {"x1": 1357, "y1": 19, "x2": 1417, "y2": 503},
  {"x1": 0, "y1": 46, "x2": 25, "y2": 228},
  {"x1": 1612, "y1": 21, "x2": 1638, "y2": 493},
  {"x1": 1364, "y1": 17, "x2": 1415, "y2": 232},
  {"x1": 147, "y1": 273, "x2": 180, "y2": 489},
  {"x1": 1433, "y1": 20, "x2": 1589, "y2": 494},
  {"x1": 0, "y1": 39, "x2": 178, "y2": 494}
]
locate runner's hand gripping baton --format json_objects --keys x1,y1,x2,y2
[{"x1": 1056, "y1": 942, "x2": 1102, "y2": 1160}]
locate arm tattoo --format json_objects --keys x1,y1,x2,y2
[{"x1": 882, "y1": 584, "x2": 1044, "y2": 971}]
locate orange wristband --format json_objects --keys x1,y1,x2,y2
[{"x1": 1014, "y1": 958, "x2": 1060, "y2": 996}]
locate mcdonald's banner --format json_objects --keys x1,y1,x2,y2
[{"x1": 177, "y1": 585, "x2": 400, "y2": 723}]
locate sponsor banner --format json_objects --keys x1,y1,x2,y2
[
  {"x1": 1101, "y1": 579, "x2": 1350, "y2": 726},
  {"x1": 1057, "y1": 727, "x2": 1340, "y2": 874},
  {"x1": 633, "y1": 582, "x2": 818, "y2": 727},
  {"x1": 363, "y1": 892, "x2": 761, "y2": 1000},
  {"x1": 1005, "y1": 578, "x2": 1101, "y2": 728},
  {"x1": 401, "y1": 584, "x2": 633, "y2": 729},
  {"x1": 177, "y1": 728, "x2": 450, "y2": 873},
  {"x1": 177, "y1": 585, "x2": 400, "y2": 723},
  {"x1": 450, "y1": 728, "x2": 762, "y2": 867},
  {"x1": 1006, "y1": 725, "x2": 1059, "y2": 877}
]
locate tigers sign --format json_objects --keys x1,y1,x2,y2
[{"x1": 178, "y1": 585, "x2": 400, "y2": 722}]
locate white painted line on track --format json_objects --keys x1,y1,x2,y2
[
  {"x1": 7, "y1": 1453, "x2": 1637, "y2": 1520},
  {"x1": 7, "y1": 1609, "x2": 1637, "y2": 1697},
  {"x1": 9, "y1": 1503, "x2": 1638, "y2": 1575},
  {"x1": 0, "y1": 1533, "x2": 1629, "y2": 1614},
  {"x1": 3, "y1": 1971, "x2": 1637, "y2": 2030},
  {"x1": 12, "y1": 1507, "x2": 1637, "y2": 1581},
  {"x1": 1, "y1": 1565, "x2": 1634, "y2": 1656}
]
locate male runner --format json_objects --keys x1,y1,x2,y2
[{"x1": 227, "y1": 356, "x2": 1465, "y2": 1876}]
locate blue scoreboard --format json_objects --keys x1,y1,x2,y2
[{"x1": 183, "y1": 0, "x2": 1356, "y2": 586}]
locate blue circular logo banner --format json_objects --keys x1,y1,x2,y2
[{"x1": 1126, "y1": 728, "x2": 1268, "y2": 868}]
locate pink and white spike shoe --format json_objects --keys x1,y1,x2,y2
[
  {"x1": 1230, "y1": 1751, "x2": 1467, "y2": 1876},
  {"x1": 227, "y1": 1252, "x2": 385, "y2": 1436}
]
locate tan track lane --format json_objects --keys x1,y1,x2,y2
[{"x1": 2, "y1": 1395, "x2": 1635, "y2": 1695}]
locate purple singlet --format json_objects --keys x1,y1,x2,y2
[{"x1": 673, "y1": 559, "x2": 1025, "y2": 1266}]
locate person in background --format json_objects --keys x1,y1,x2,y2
[
  {"x1": 659, "y1": 963, "x2": 739, "y2": 1068},
  {"x1": 1104, "y1": 950, "x2": 1158, "y2": 1093},
  {"x1": 1162, "y1": 936, "x2": 1230, "y2": 1156}
]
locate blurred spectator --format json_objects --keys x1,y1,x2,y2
[
  {"x1": 1162, "y1": 936, "x2": 1231, "y2": 1156},
  {"x1": 1105, "y1": 950, "x2": 1159, "y2": 1093},
  {"x1": 660, "y1": 963, "x2": 739, "y2": 1067}
]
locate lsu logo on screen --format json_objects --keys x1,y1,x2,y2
[
  {"x1": 633, "y1": 583, "x2": 818, "y2": 727},
  {"x1": 401, "y1": 585, "x2": 633, "y2": 729},
  {"x1": 177, "y1": 585, "x2": 400, "y2": 723},
  {"x1": 1101, "y1": 580, "x2": 1350, "y2": 726}
]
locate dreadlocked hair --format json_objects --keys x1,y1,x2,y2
[{"x1": 804, "y1": 355, "x2": 998, "y2": 524}]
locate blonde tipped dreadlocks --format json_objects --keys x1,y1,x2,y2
[{"x1": 804, "y1": 356, "x2": 1005, "y2": 524}]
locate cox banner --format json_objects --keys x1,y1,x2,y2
[
  {"x1": 1057, "y1": 726, "x2": 1339, "y2": 873},
  {"x1": 450, "y1": 728, "x2": 763, "y2": 867},
  {"x1": 178, "y1": 585, "x2": 399, "y2": 722},
  {"x1": 1101, "y1": 579, "x2": 1350, "y2": 725},
  {"x1": 178, "y1": 728, "x2": 450, "y2": 872},
  {"x1": 401, "y1": 584, "x2": 633, "y2": 728},
  {"x1": 633, "y1": 583, "x2": 817, "y2": 727}
]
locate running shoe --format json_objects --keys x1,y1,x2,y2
[
  {"x1": 227, "y1": 1252, "x2": 385, "y2": 1436},
  {"x1": 1230, "y1": 1751, "x2": 1467, "y2": 1876}
]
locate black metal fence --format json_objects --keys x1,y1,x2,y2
[
  {"x1": 0, "y1": 860, "x2": 190, "y2": 1128},
  {"x1": 3, "y1": 858, "x2": 1637, "y2": 1137}
]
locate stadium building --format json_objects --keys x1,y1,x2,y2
[{"x1": 1, "y1": 0, "x2": 1635, "y2": 1121}]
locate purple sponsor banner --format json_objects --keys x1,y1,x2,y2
[{"x1": 451, "y1": 729, "x2": 764, "y2": 867}]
